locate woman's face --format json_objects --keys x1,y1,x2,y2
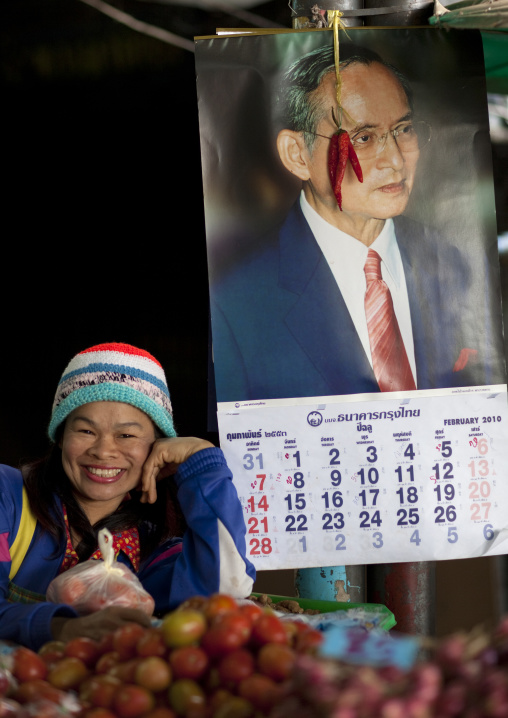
[{"x1": 60, "y1": 401, "x2": 157, "y2": 523}]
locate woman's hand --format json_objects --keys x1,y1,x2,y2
[
  {"x1": 51, "y1": 606, "x2": 151, "y2": 643},
  {"x1": 139, "y1": 437, "x2": 214, "y2": 504}
]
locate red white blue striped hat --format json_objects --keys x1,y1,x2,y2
[{"x1": 48, "y1": 342, "x2": 176, "y2": 440}]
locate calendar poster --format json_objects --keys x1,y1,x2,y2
[
  {"x1": 219, "y1": 389, "x2": 508, "y2": 568},
  {"x1": 195, "y1": 28, "x2": 508, "y2": 568}
]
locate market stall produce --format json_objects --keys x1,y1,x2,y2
[{"x1": 2, "y1": 592, "x2": 508, "y2": 718}]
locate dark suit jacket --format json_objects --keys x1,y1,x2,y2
[{"x1": 211, "y1": 203, "x2": 505, "y2": 402}]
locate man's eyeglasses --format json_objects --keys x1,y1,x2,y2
[{"x1": 315, "y1": 121, "x2": 432, "y2": 160}]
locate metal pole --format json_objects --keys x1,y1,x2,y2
[{"x1": 366, "y1": 562, "x2": 436, "y2": 635}]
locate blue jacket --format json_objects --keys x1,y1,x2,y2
[
  {"x1": 211, "y1": 203, "x2": 506, "y2": 401},
  {"x1": 0, "y1": 448, "x2": 255, "y2": 650}
]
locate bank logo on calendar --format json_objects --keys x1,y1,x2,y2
[{"x1": 307, "y1": 412, "x2": 323, "y2": 427}]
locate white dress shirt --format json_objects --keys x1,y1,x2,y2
[{"x1": 300, "y1": 192, "x2": 417, "y2": 384}]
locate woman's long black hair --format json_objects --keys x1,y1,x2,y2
[{"x1": 21, "y1": 430, "x2": 186, "y2": 564}]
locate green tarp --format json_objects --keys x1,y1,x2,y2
[{"x1": 482, "y1": 32, "x2": 508, "y2": 93}]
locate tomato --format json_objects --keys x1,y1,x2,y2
[
  {"x1": 138, "y1": 591, "x2": 156, "y2": 616},
  {"x1": 0, "y1": 671, "x2": 10, "y2": 699},
  {"x1": 214, "y1": 613, "x2": 251, "y2": 642},
  {"x1": 96, "y1": 632, "x2": 115, "y2": 655},
  {"x1": 250, "y1": 614, "x2": 288, "y2": 646},
  {"x1": 161, "y1": 610, "x2": 207, "y2": 649},
  {"x1": 113, "y1": 685, "x2": 156, "y2": 718},
  {"x1": 57, "y1": 576, "x2": 87, "y2": 605},
  {"x1": 294, "y1": 627, "x2": 324, "y2": 653},
  {"x1": 177, "y1": 596, "x2": 207, "y2": 612},
  {"x1": 47, "y1": 656, "x2": 89, "y2": 690},
  {"x1": 218, "y1": 649, "x2": 255, "y2": 685},
  {"x1": 201, "y1": 613, "x2": 251, "y2": 658},
  {"x1": 108, "y1": 657, "x2": 143, "y2": 683},
  {"x1": 213, "y1": 696, "x2": 254, "y2": 718},
  {"x1": 208, "y1": 688, "x2": 233, "y2": 713},
  {"x1": 144, "y1": 710, "x2": 178, "y2": 718},
  {"x1": 11, "y1": 647, "x2": 47, "y2": 682},
  {"x1": 134, "y1": 656, "x2": 172, "y2": 692},
  {"x1": 238, "y1": 603, "x2": 263, "y2": 624},
  {"x1": 113, "y1": 623, "x2": 147, "y2": 660},
  {"x1": 38, "y1": 641, "x2": 66, "y2": 667},
  {"x1": 82, "y1": 710, "x2": 117, "y2": 718},
  {"x1": 169, "y1": 646, "x2": 209, "y2": 681},
  {"x1": 201, "y1": 626, "x2": 245, "y2": 658},
  {"x1": 14, "y1": 679, "x2": 66, "y2": 705},
  {"x1": 136, "y1": 628, "x2": 167, "y2": 658},
  {"x1": 238, "y1": 674, "x2": 281, "y2": 712},
  {"x1": 65, "y1": 637, "x2": 101, "y2": 667},
  {"x1": 168, "y1": 679, "x2": 205, "y2": 716},
  {"x1": 257, "y1": 643, "x2": 295, "y2": 682},
  {"x1": 79, "y1": 674, "x2": 121, "y2": 708},
  {"x1": 95, "y1": 651, "x2": 120, "y2": 674},
  {"x1": 203, "y1": 594, "x2": 238, "y2": 621},
  {"x1": 0, "y1": 698, "x2": 25, "y2": 717}
]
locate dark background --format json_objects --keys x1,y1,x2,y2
[{"x1": 2, "y1": 0, "x2": 508, "y2": 635}]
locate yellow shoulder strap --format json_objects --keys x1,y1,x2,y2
[{"x1": 9, "y1": 486, "x2": 37, "y2": 580}]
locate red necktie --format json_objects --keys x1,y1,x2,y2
[{"x1": 364, "y1": 249, "x2": 416, "y2": 392}]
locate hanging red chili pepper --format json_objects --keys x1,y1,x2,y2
[
  {"x1": 327, "y1": 128, "x2": 363, "y2": 211},
  {"x1": 328, "y1": 133, "x2": 340, "y2": 187},
  {"x1": 348, "y1": 141, "x2": 363, "y2": 183}
]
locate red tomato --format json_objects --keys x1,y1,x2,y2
[
  {"x1": 201, "y1": 612, "x2": 251, "y2": 658},
  {"x1": 169, "y1": 646, "x2": 209, "y2": 681},
  {"x1": 79, "y1": 674, "x2": 121, "y2": 708},
  {"x1": 250, "y1": 614, "x2": 288, "y2": 646},
  {"x1": 218, "y1": 649, "x2": 255, "y2": 685},
  {"x1": 38, "y1": 641, "x2": 66, "y2": 667},
  {"x1": 96, "y1": 632, "x2": 115, "y2": 655},
  {"x1": 294, "y1": 627, "x2": 324, "y2": 653},
  {"x1": 257, "y1": 643, "x2": 295, "y2": 682},
  {"x1": 113, "y1": 684, "x2": 156, "y2": 718},
  {"x1": 95, "y1": 651, "x2": 120, "y2": 675},
  {"x1": 14, "y1": 679, "x2": 66, "y2": 705},
  {"x1": 238, "y1": 603, "x2": 263, "y2": 624},
  {"x1": 57, "y1": 576, "x2": 87, "y2": 605},
  {"x1": 168, "y1": 679, "x2": 205, "y2": 716},
  {"x1": 12, "y1": 647, "x2": 47, "y2": 682},
  {"x1": 161, "y1": 610, "x2": 207, "y2": 649},
  {"x1": 201, "y1": 625, "x2": 245, "y2": 658},
  {"x1": 208, "y1": 688, "x2": 233, "y2": 714},
  {"x1": 203, "y1": 594, "x2": 238, "y2": 621},
  {"x1": 47, "y1": 656, "x2": 89, "y2": 690},
  {"x1": 108, "y1": 658, "x2": 142, "y2": 683},
  {"x1": 112, "y1": 623, "x2": 147, "y2": 660},
  {"x1": 0, "y1": 698, "x2": 25, "y2": 717},
  {"x1": 214, "y1": 612, "x2": 251, "y2": 642},
  {"x1": 0, "y1": 671, "x2": 10, "y2": 699},
  {"x1": 213, "y1": 696, "x2": 253, "y2": 718},
  {"x1": 137, "y1": 591, "x2": 155, "y2": 616},
  {"x1": 143, "y1": 710, "x2": 178, "y2": 718},
  {"x1": 136, "y1": 628, "x2": 167, "y2": 658},
  {"x1": 65, "y1": 637, "x2": 101, "y2": 667},
  {"x1": 238, "y1": 673, "x2": 282, "y2": 712},
  {"x1": 134, "y1": 657, "x2": 172, "y2": 692},
  {"x1": 82, "y1": 710, "x2": 117, "y2": 718}
]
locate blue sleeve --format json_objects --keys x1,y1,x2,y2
[
  {"x1": 139, "y1": 447, "x2": 255, "y2": 614},
  {"x1": 0, "y1": 466, "x2": 78, "y2": 651}
]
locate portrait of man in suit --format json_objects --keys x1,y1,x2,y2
[{"x1": 206, "y1": 38, "x2": 505, "y2": 402}]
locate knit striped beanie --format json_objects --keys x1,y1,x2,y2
[{"x1": 48, "y1": 343, "x2": 176, "y2": 441}]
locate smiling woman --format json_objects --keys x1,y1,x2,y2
[
  {"x1": 0, "y1": 343, "x2": 255, "y2": 650},
  {"x1": 60, "y1": 403, "x2": 160, "y2": 525}
]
